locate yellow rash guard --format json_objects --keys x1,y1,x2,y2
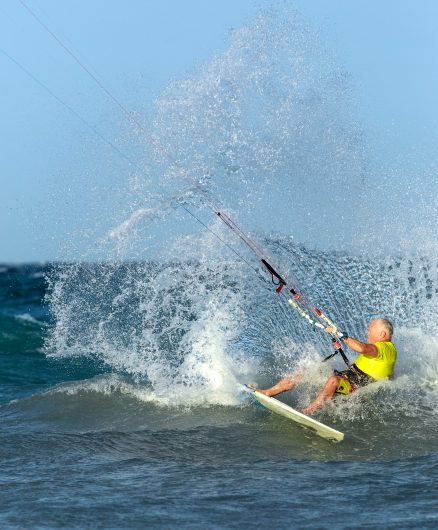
[{"x1": 354, "y1": 341, "x2": 397, "y2": 379}]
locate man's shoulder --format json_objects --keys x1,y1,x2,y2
[{"x1": 375, "y1": 341, "x2": 397, "y2": 355}]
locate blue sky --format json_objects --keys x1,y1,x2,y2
[{"x1": 1, "y1": 0, "x2": 437, "y2": 261}]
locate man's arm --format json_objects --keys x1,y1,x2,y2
[
  {"x1": 325, "y1": 327, "x2": 378, "y2": 357},
  {"x1": 342, "y1": 336, "x2": 378, "y2": 357}
]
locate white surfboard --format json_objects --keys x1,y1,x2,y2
[{"x1": 246, "y1": 387, "x2": 344, "y2": 442}]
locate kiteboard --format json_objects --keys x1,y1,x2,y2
[{"x1": 245, "y1": 386, "x2": 344, "y2": 442}]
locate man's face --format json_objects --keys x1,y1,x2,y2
[{"x1": 367, "y1": 320, "x2": 384, "y2": 343}]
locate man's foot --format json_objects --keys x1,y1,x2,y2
[
  {"x1": 245, "y1": 384, "x2": 270, "y2": 395},
  {"x1": 246, "y1": 375, "x2": 300, "y2": 397}
]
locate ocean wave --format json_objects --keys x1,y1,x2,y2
[
  {"x1": 3, "y1": 369, "x2": 437, "y2": 461},
  {"x1": 14, "y1": 312, "x2": 47, "y2": 326},
  {"x1": 0, "y1": 313, "x2": 44, "y2": 353}
]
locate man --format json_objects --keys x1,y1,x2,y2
[{"x1": 251, "y1": 318, "x2": 397, "y2": 415}]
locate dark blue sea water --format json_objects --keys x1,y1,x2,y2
[{"x1": 1, "y1": 261, "x2": 437, "y2": 529}]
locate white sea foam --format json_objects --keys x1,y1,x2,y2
[
  {"x1": 15, "y1": 313, "x2": 44, "y2": 325},
  {"x1": 395, "y1": 327, "x2": 438, "y2": 392},
  {"x1": 47, "y1": 374, "x2": 168, "y2": 404}
]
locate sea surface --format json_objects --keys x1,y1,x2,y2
[{"x1": 1, "y1": 260, "x2": 437, "y2": 529}]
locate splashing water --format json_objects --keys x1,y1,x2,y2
[
  {"x1": 44, "y1": 9, "x2": 438, "y2": 456},
  {"x1": 106, "y1": 9, "x2": 367, "y2": 254}
]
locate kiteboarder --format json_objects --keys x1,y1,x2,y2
[{"x1": 252, "y1": 318, "x2": 397, "y2": 415}]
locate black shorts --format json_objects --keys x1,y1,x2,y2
[{"x1": 334, "y1": 365, "x2": 374, "y2": 395}]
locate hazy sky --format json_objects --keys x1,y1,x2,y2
[{"x1": 1, "y1": 0, "x2": 437, "y2": 261}]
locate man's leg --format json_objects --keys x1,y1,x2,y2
[
  {"x1": 251, "y1": 372, "x2": 304, "y2": 397},
  {"x1": 302, "y1": 375, "x2": 340, "y2": 415}
]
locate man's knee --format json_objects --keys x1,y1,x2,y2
[{"x1": 325, "y1": 375, "x2": 340, "y2": 390}]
